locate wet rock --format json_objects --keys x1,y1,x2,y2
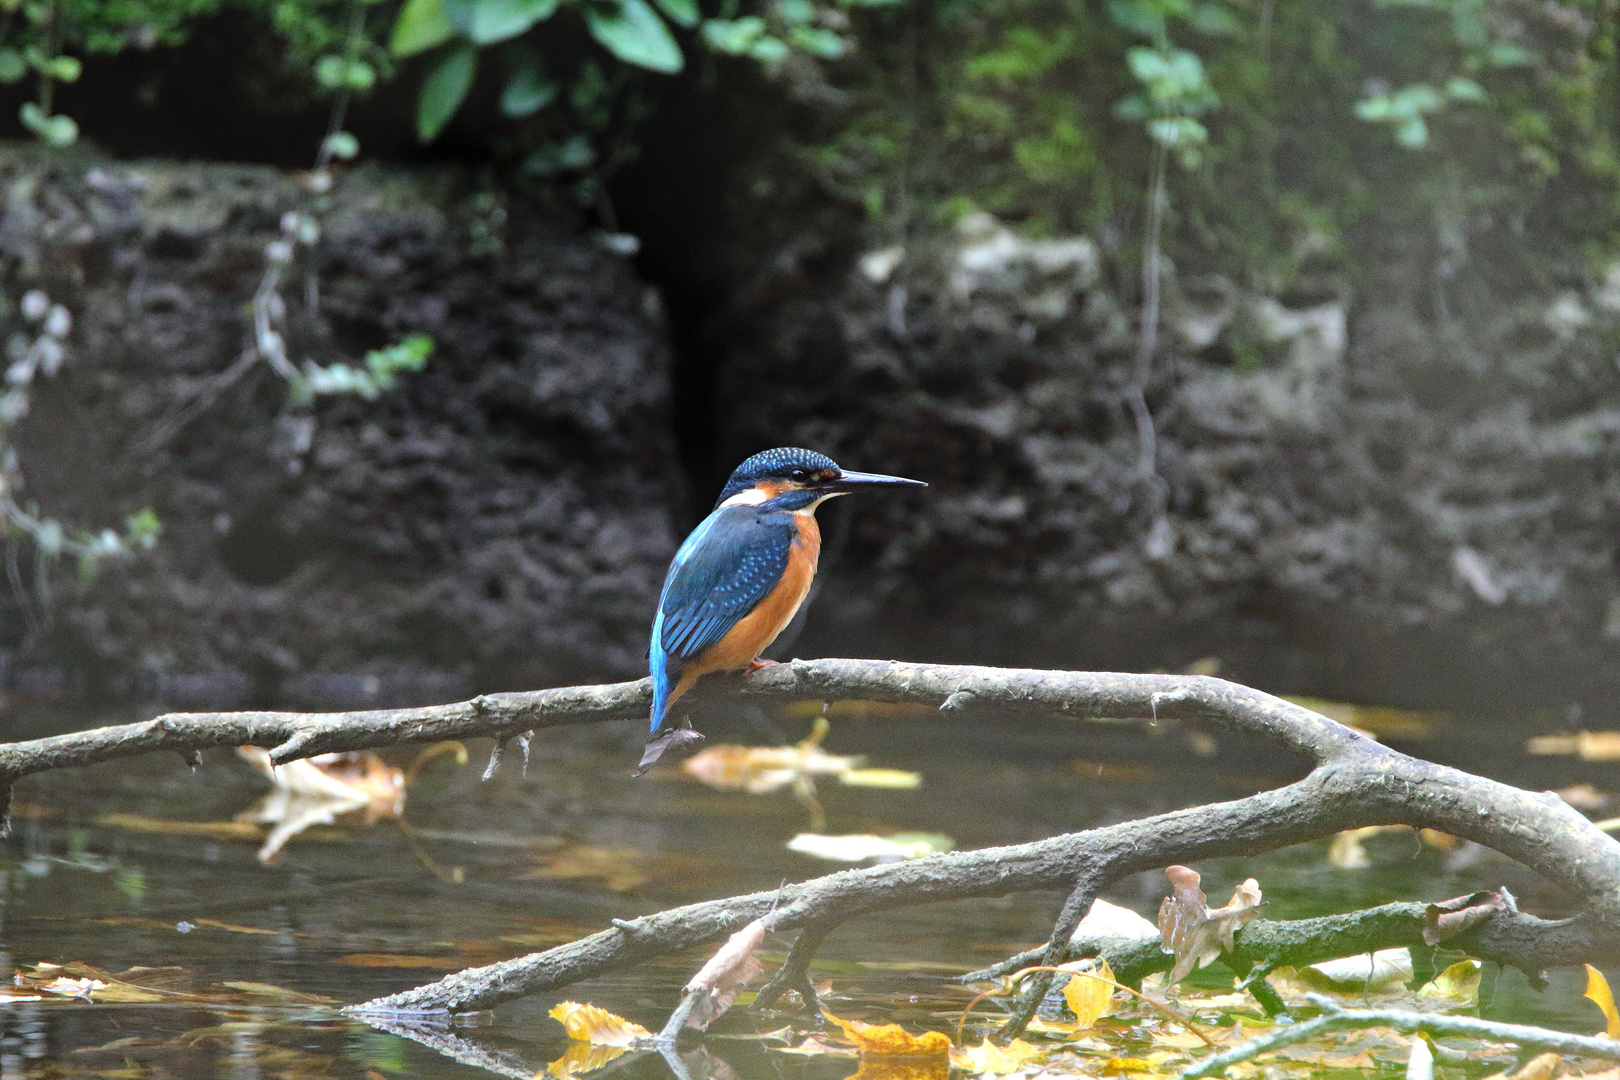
[{"x1": 0, "y1": 146, "x2": 679, "y2": 708}]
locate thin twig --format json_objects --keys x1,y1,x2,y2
[{"x1": 1182, "y1": 994, "x2": 1620, "y2": 1078}]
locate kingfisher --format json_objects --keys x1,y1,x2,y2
[{"x1": 644, "y1": 447, "x2": 925, "y2": 757}]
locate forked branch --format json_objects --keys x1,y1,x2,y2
[{"x1": 0, "y1": 659, "x2": 1614, "y2": 1027}]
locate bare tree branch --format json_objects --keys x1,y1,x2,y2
[
  {"x1": 1183, "y1": 994, "x2": 1620, "y2": 1077},
  {"x1": 1, "y1": 658, "x2": 1614, "y2": 1023}
]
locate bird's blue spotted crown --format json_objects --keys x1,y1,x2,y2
[{"x1": 714, "y1": 447, "x2": 841, "y2": 507}]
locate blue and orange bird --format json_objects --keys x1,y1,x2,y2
[{"x1": 646, "y1": 447, "x2": 925, "y2": 745}]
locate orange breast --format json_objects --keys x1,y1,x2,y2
[{"x1": 673, "y1": 513, "x2": 821, "y2": 696}]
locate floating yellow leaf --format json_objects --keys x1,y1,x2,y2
[
  {"x1": 1418, "y1": 959, "x2": 1481, "y2": 1003},
  {"x1": 1587, "y1": 965, "x2": 1620, "y2": 1038},
  {"x1": 950, "y1": 1037, "x2": 1042, "y2": 1074},
  {"x1": 1059, "y1": 957, "x2": 1116, "y2": 1028},
  {"x1": 847, "y1": 1058, "x2": 949, "y2": 1080},
  {"x1": 547, "y1": 1041, "x2": 630, "y2": 1078},
  {"x1": 821, "y1": 1012, "x2": 951, "y2": 1058},
  {"x1": 548, "y1": 1002, "x2": 651, "y2": 1046}
]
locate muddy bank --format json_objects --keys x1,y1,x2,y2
[{"x1": 1, "y1": 147, "x2": 680, "y2": 710}]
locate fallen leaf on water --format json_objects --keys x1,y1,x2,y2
[
  {"x1": 95, "y1": 814, "x2": 270, "y2": 841},
  {"x1": 1559, "y1": 784, "x2": 1610, "y2": 812},
  {"x1": 1527, "y1": 732, "x2": 1620, "y2": 760},
  {"x1": 237, "y1": 747, "x2": 404, "y2": 863},
  {"x1": 10, "y1": 961, "x2": 335, "y2": 1007},
  {"x1": 1287, "y1": 697, "x2": 1447, "y2": 739},
  {"x1": 1407, "y1": 1033, "x2": 1434, "y2": 1080},
  {"x1": 1586, "y1": 965, "x2": 1620, "y2": 1038},
  {"x1": 821, "y1": 1012, "x2": 951, "y2": 1057},
  {"x1": 1071, "y1": 760, "x2": 1164, "y2": 782},
  {"x1": 846, "y1": 1058, "x2": 949, "y2": 1080},
  {"x1": 332, "y1": 953, "x2": 471, "y2": 970},
  {"x1": 1418, "y1": 959, "x2": 1482, "y2": 1003},
  {"x1": 1275, "y1": 949, "x2": 1413, "y2": 993},
  {"x1": 519, "y1": 844, "x2": 707, "y2": 892},
  {"x1": 840, "y1": 768, "x2": 922, "y2": 789},
  {"x1": 1423, "y1": 890, "x2": 1510, "y2": 945},
  {"x1": 548, "y1": 1002, "x2": 652, "y2": 1046},
  {"x1": 1158, "y1": 866, "x2": 1262, "y2": 982},
  {"x1": 683, "y1": 918, "x2": 766, "y2": 1031},
  {"x1": 1510, "y1": 1052, "x2": 1565, "y2": 1080},
  {"x1": 547, "y1": 1041, "x2": 631, "y2": 1079},
  {"x1": 1058, "y1": 957, "x2": 1116, "y2": 1027},
  {"x1": 950, "y1": 1037, "x2": 1042, "y2": 1074},
  {"x1": 682, "y1": 743, "x2": 862, "y2": 794},
  {"x1": 775, "y1": 1037, "x2": 858, "y2": 1057},
  {"x1": 788, "y1": 833, "x2": 952, "y2": 863},
  {"x1": 1075, "y1": 898, "x2": 1159, "y2": 942}
]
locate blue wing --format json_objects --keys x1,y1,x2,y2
[{"x1": 649, "y1": 505, "x2": 794, "y2": 731}]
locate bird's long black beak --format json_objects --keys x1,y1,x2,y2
[{"x1": 827, "y1": 470, "x2": 927, "y2": 493}]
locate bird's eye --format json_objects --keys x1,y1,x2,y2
[{"x1": 789, "y1": 468, "x2": 809, "y2": 482}]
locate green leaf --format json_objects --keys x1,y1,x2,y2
[
  {"x1": 778, "y1": 0, "x2": 814, "y2": 25},
  {"x1": 323, "y1": 131, "x2": 361, "y2": 159},
  {"x1": 0, "y1": 50, "x2": 25, "y2": 83},
  {"x1": 789, "y1": 25, "x2": 844, "y2": 58},
  {"x1": 501, "y1": 46, "x2": 557, "y2": 116},
  {"x1": 1444, "y1": 76, "x2": 1487, "y2": 103},
  {"x1": 316, "y1": 56, "x2": 376, "y2": 90},
  {"x1": 701, "y1": 15, "x2": 764, "y2": 53},
  {"x1": 390, "y1": 0, "x2": 454, "y2": 56},
  {"x1": 19, "y1": 103, "x2": 76, "y2": 147},
  {"x1": 1396, "y1": 114, "x2": 1429, "y2": 148},
  {"x1": 748, "y1": 34, "x2": 788, "y2": 62},
  {"x1": 653, "y1": 0, "x2": 699, "y2": 28},
  {"x1": 585, "y1": 0, "x2": 683, "y2": 74},
  {"x1": 417, "y1": 43, "x2": 478, "y2": 141},
  {"x1": 41, "y1": 55, "x2": 79, "y2": 82},
  {"x1": 449, "y1": 0, "x2": 562, "y2": 44}
]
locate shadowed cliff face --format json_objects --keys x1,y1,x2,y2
[
  {"x1": 699, "y1": 198, "x2": 1620, "y2": 718},
  {"x1": 1, "y1": 148, "x2": 681, "y2": 710}
]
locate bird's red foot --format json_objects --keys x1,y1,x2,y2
[{"x1": 745, "y1": 658, "x2": 781, "y2": 675}]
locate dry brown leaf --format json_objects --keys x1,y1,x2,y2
[
  {"x1": 821, "y1": 1012, "x2": 951, "y2": 1058},
  {"x1": 683, "y1": 918, "x2": 767, "y2": 1031},
  {"x1": 1586, "y1": 965, "x2": 1620, "y2": 1039},
  {"x1": 1058, "y1": 957, "x2": 1116, "y2": 1027},
  {"x1": 548, "y1": 1002, "x2": 652, "y2": 1046},
  {"x1": 1157, "y1": 866, "x2": 1262, "y2": 981},
  {"x1": 236, "y1": 747, "x2": 404, "y2": 863},
  {"x1": 1423, "y1": 890, "x2": 1510, "y2": 945},
  {"x1": 950, "y1": 1038, "x2": 1042, "y2": 1074}
]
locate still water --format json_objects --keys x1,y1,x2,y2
[{"x1": 0, "y1": 699, "x2": 1607, "y2": 1079}]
